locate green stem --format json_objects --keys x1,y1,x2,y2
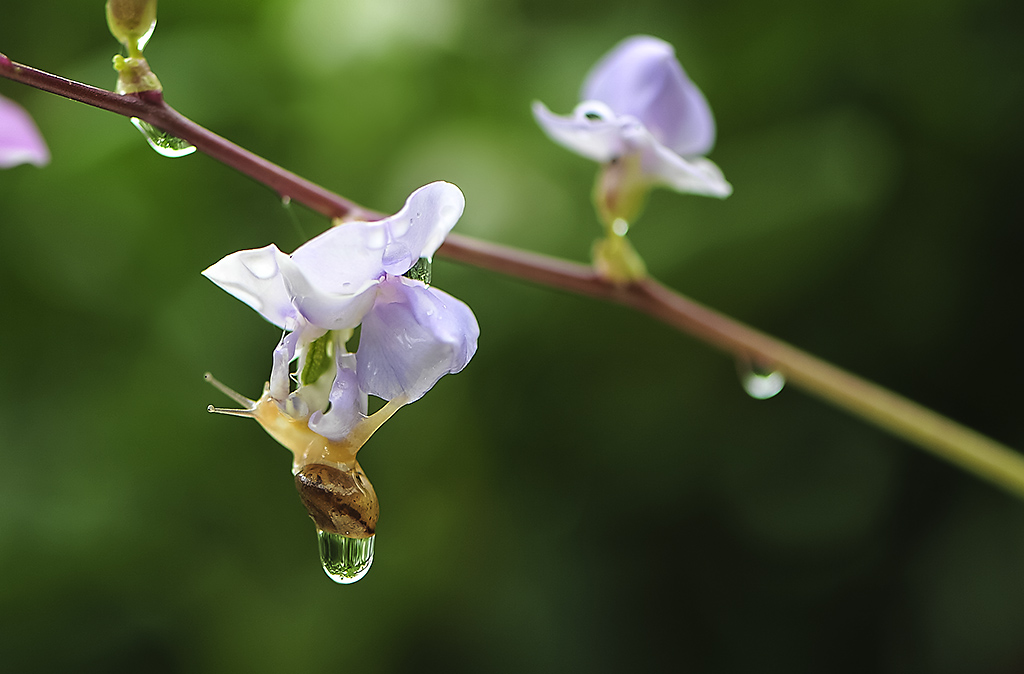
[
  {"x1": 633, "y1": 280, "x2": 1024, "y2": 498},
  {"x1": 4, "y1": 55, "x2": 1023, "y2": 498},
  {"x1": 440, "y1": 238, "x2": 1024, "y2": 501}
]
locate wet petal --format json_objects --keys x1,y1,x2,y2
[
  {"x1": 308, "y1": 353, "x2": 364, "y2": 442},
  {"x1": 278, "y1": 253, "x2": 381, "y2": 331},
  {"x1": 278, "y1": 182, "x2": 466, "y2": 329},
  {"x1": 532, "y1": 100, "x2": 636, "y2": 162},
  {"x1": 291, "y1": 181, "x2": 465, "y2": 288},
  {"x1": 0, "y1": 95, "x2": 49, "y2": 168},
  {"x1": 291, "y1": 219, "x2": 388, "y2": 296},
  {"x1": 202, "y1": 244, "x2": 300, "y2": 329},
  {"x1": 581, "y1": 35, "x2": 715, "y2": 157},
  {"x1": 357, "y1": 277, "x2": 479, "y2": 402},
  {"x1": 379, "y1": 181, "x2": 465, "y2": 273}
]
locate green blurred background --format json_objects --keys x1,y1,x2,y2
[{"x1": 2, "y1": 0, "x2": 1023, "y2": 672}]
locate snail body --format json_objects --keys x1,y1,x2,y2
[{"x1": 205, "y1": 373, "x2": 401, "y2": 536}]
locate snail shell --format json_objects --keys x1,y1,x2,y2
[{"x1": 294, "y1": 462, "x2": 379, "y2": 538}]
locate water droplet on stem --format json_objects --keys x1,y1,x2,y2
[
  {"x1": 317, "y1": 531, "x2": 375, "y2": 584},
  {"x1": 739, "y1": 360, "x2": 786, "y2": 400},
  {"x1": 130, "y1": 117, "x2": 196, "y2": 157}
]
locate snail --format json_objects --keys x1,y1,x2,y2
[{"x1": 205, "y1": 372, "x2": 405, "y2": 582}]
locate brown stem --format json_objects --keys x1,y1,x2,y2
[
  {"x1": 5, "y1": 54, "x2": 1024, "y2": 498},
  {"x1": 0, "y1": 55, "x2": 379, "y2": 221}
]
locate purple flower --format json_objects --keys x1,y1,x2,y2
[
  {"x1": 0, "y1": 94, "x2": 49, "y2": 168},
  {"x1": 203, "y1": 181, "x2": 479, "y2": 441},
  {"x1": 533, "y1": 35, "x2": 730, "y2": 198}
]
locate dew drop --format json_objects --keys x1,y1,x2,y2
[
  {"x1": 130, "y1": 118, "x2": 197, "y2": 158},
  {"x1": 739, "y1": 362, "x2": 786, "y2": 400},
  {"x1": 317, "y1": 531, "x2": 375, "y2": 584},
  {"x1": 402, "y1": 256, "x2": 432, "y2": 285},
  {"x1": 382, "y1": 242, "x2": 413, "y2": 274},
  {"x1": 575, "y1": 100, "x2": 615, "y2": 122},
  {"x1": 439, "y1": 204, "x2": 458, "y2": 221},
  {"x1": 241, "y1": 251, "x2": 278, "y2": 280},
  {"x1": 135, "y1": 22, "x2": 157, "y2": 53}
]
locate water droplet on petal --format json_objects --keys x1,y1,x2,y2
[
  {"x1": 575, "y1": 100, "x2": 616, "y2": 122},
  {"x1": 130, "y1": 117, "x2": 196, "y2": 157},
  {"x1": 402, "y1": 257, "x2": 432, "y2": 285},
  {"x1": 317, "y1": 531, "x2": 374, "y2": 584},
  {"x1": 382, "y1": 242, "x2": 413, "y2": 274},
  {"x1": 439, "y1": 204, "x2": 458, "y2": 221},
  {"x1": 242, "y1": 253, "x2": 278, "y2": 280},
  {"x1": 611, "y1": 218, "x2": 629, "y2": 236},
  {"x1": 739, "y1": 361, "x2": 786, "y2": 400}
]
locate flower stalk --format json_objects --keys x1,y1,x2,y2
[{"x1": 106, "y1": 0, "x2": 161, "y2": 94}]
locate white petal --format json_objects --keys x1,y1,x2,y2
[
  {"x1": 278, "y1": 254, "x2": 381, "y2": 331},
  {"x1": 291, "y1": 219, "x2": 389, "y2": 295},
  {"x1": 202, "y1": 244, "x2": 299, "y2": 328},
  {"x1": 0, "y1": 95, "x2": 49, "y2": 168},
  {"x1": 380, "y1": 181, "x2": 465, "y2": 271},
  {"x1": 534, "y1": 100, "x2": 731, "y2": 198},
  {"x1": 291, "y1": 181, "x2": 464, "y2": 288},
  {"x1": 641, "y1": 133, "x2": 733, "y2": 198},
  {"x1": 356, "y1": 277, "x2": 479, "y2": 402},
  {"x1": 532, "y1": 100, "x2": 635, "y2": 162},
  {"x1": 282, "y1": 182, "x2": 465, "y2": 328},
  {"x1": 581, "y1": 35, "x2": 716, "y2": 157}
]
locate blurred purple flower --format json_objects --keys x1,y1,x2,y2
[
  {"x1": 533, "y1": 35, "x2": 730, "y2": 198},
  {"x1": 203, "y1": 182, "x2": 479, "y2": 441},
  {"x1": 0, "y1": 94, "x2": 49, "y2": 168}
]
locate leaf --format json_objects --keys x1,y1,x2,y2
[{"x1": 301, "y1": 331, "x2": 333, "y2": 386}]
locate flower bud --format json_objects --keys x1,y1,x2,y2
[{"x1": 106, "y1": 0, "x2": 157, "y2": 56}]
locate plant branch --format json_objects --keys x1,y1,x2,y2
[
  {"x1": 0, "y1": 54, "x2": 381, "y2": 221},
  {"x1": 4, "y1": 54, "x2": 1024, "y2": 499}
]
